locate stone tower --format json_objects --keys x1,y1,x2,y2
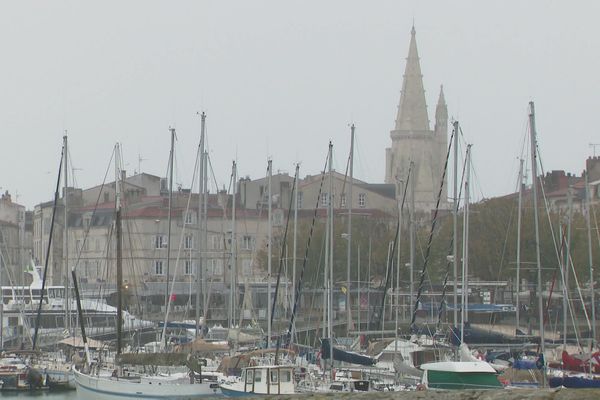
[{"x1": 385, "y1": 27, "x2": 448, "y2": 212}]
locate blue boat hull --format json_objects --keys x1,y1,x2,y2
[{"x1": 549, "y1": 376, "x2": 600, "y2": 388}]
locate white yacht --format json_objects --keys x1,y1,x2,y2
[{"x1": 1, "y1": 265, "x2": 153, "y2": 347}]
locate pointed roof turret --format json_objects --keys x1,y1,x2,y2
[
  {"x1": 394, "y1": 26, "x2": 430, "y2": 132},
  {"x1": 435, "y1": 85, "x2": 448, "y2": 133},
  {"x1": 435, "y1": 85, "x2": 447, "y2": 119}
]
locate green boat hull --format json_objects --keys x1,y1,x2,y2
[{"x1": 426, "y1": 370, "x2": 503, "y2": 390}]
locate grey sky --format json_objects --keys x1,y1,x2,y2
[{"x1": 2, "y1": 1, "x2": 599, "y2": 208}]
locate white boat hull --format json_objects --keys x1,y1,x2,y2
[{"x1": 74, "y1": 368, "x2": 222, "y2": 399}]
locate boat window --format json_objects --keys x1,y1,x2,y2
[
  {"x1": 254, "y1": 370, "x2": 262, "y2": 383},
  {"x1": 270, "y1": 370, "x2": 278, "y2": 383},
  {"x1": 280, "y1": 370, "x2": 291, "y2": 383},
  {"x1": 245, "y1": 370, "x2": 253, "y2": 384}
]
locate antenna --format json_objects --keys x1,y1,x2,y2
[
  {"x1": 589, "y1": 143, "x2": 600, "y2": 157},
  {"x1": 137, "y1": 154, "x2": 148, "y2": 174}
]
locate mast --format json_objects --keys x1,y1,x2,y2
[
  {"x1": 516, "y1": 158, "x2": 524, "y2": 332},
  {"x1": 409, "y1": 161, "x2": 415, "y2": 317},
  {"x1": 63, "y1": 133, "x2": 70, "y2": 336},
  {"x1": 267, "y1": 159, "x2": 272, "y2": 348},
  {"x1": 357, "y1": 245, "x2": 361, "y2": 332},
  {"x1": 291, "y1": 163, "x2": 299, "y2": 342},
  {"x1": 395, "y1": 179, "x2": 404, "y2": 359},
  {"x1": 346, "y1": 124, "x2": 354, "y2": 336},
  {"x1": 528, "y1": 101, "x2": 546, "y2": 386},
  {"x1": 327, "y1": 141, "x2": 334, "y2": 379},
  {"x1": 563, "y1": 188, "x2": 573, "y2": 350},
  {"x1": 452, "y1": 121, "x2": 459, "y2": 328},
  {"x1": 165, "y1": 128, "x2": 175, "y2": 311},
  {"x1": 115, "y1": 143, "x2": 123, "y2": 355},
  {"x1": 460, "y1": 145, "x2": 471, "y2": 344},
  {"x1": 585, "y1": 173, "x2": 596, "y2": 352},
  {"x1": 230, "y1": 161, "x2": 237, "y2": 328},
  {"x1": 367, "y1": 237, "x2": 371, "y2": 330},
  {"x1": 202, "y1": 150, "x2": 209, "y2": 319},
  {"x1": 196, "y1": 112, "x2": 206, "y2": 337}
]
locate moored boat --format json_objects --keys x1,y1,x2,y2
[
  {"x1": 219, "y1": 365, "x2": 295, "y2": 397},
  {"x1": 420, "y1": 361, "x2": 504, "y2": 390},
  {"x1": 74, "y1": 367, "x2": 222, "y2": 400}
]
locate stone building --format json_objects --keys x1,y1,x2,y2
[
  {"x1": 32, "y1": 172, "x2": 285, "y2": 322},
  {"x1": 385, "y1": 27, "x2": 448, "y2": 212},
  {"x1": 0, "y1": 191, "x2": 30, "y2": 284}
]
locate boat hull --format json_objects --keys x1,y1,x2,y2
[
  {"x1": 74, "y1": 369, "x2": 222, "y2": 400},
  {"x1": 549, "y1": 375, "x2": 600, "y2": 389},
  {"x1": 425, "y1": 370, "x2": 503, "y2": 390}
]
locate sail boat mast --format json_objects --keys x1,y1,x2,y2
[
  {"x1": 346, "y1": 125, "x2": 354, "y2": 336},
  {"x1": 528, "y1": 101, "x2": 546, "y2": 386},
  {"x1": 327, "y1": 141, "x2": 334, "y2": 380},
  {"x1": 267, "y1": 159, "x2": 272, "y2": 348},
  {"x1": 196, "y1": 112, "x2": 206, "y2": 337},
  {"x1": 585, "y1": 174, "x2": 596, "y2": 352},
  {"x1": 115, "y1": 143, "x2": 123, "y2": 355},
  {"x1": 291, "y1": 163, "x2": 299, "y2": 342},
  {"x1": 165, "y1": 128, "x2": 175, "y2": 312},
  {"x1": 460, "y1": 145, "x2": 471, "y2": 345},
  {"x1": 452, "y1": 121, "x2": 459, "y2": 328},
  {"x1": 230, "y1": 161, "x2": 237, "y2": 328},
  {"x1": 63, "y1": 133, "x2": 71, "y2": 336},
  {"x1": 516, "y1": 158, "x2": 524, "y2": 332}
]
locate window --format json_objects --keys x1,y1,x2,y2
[
  {"x1": 245, "y1": 370, "x2": 254, "y2": 384},
  {"x1": 358, "y1": 193, "x2": 366, "y2": 208},
  {"x1": 185, "y1": 235, "x2": 194, "y2": 250},
  {"x1": 184, "y1": 260, "x2": 194, "y2": 276},
  {"x1": 270, "y1": 370, "x2": 278, "y2": 383},
  {"x1": 241, "y1": 235, "x2": 254, "y2": 250},
  {"x1": 280, "y1": 370, "x2": 292, "y2": 383},
  {"x1": 340, "y1": 194, "x2": 346, "y2": 208},
  {"x1": 254, "y1": 370, "x2": 262, "y2": 383},
  {"x1": 297, "y1": 192, "x2": 303, "y2": 209},
  {"x1": 155, "y1": 235, "x2": 167, "y2": 249},
  {"x1": 207, "y1": 259, "x2": 223, "y2": 276},
  {"x1": 242, "y1": 259, "x2": 252, "y2": 276},
  {"x1": 154, "y1": 260, "x2": 164, "y2": 275},
  {"x1": 210, "y1": 235, "x2": 223, "y2": 250},
  {"x1": 321, "y1": 193, "x2": 329, "y2": 208},
  {"x1": 184, "y1": 211, "x2": 194, "y2": 225}
]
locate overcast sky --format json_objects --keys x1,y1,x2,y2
[{"x1": 2, "y1": 1, "x2": 599, "y2": 209}]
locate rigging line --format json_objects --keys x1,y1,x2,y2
[
  {"x1": 272, "y1": 169, "x2": 298, "y2": 363},
  {"x1": 338, "y1": 145, "x2": 351, "y2": 209},
  {"x1": 207, "y1": 154, "x2": 220, "y2": 195},
  {"x1": 33, "y1": 143, "x2": 64, "y2": 350},
  {"x1": 285, "y1": 148, "x2": 330, "y2": 348},
  {"x1": 486, "y1": 168, "x2": 521, "y2": 327},
  {"x1": 305, "y1": 220, "x2": 328, "y2": 349},
  {"x1": 160, "y1": 153, "x2": 200, "y2": 346},
  {"x1": 458, "y1": 126, "x2": 485, "y2": 201},
  {"x1": 375, "y1": 164, "x2": 411, "y2": 331},
  {"x1": 72, "y1": 147, "x2": 116, "y2": 272},
  {"x1": 537, "y1": 148, "x2": 587, "y2": 349},
  {"x1": 410, "y1": 128, "x2": 454, "y2": 329},
  {"x1": 435, "y1": 127, "x2": 459, "y2": 328}
]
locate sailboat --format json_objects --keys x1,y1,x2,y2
[
  {"x1": 419, "y1": 140, "x2": 502, "y2": 390},
  {"x1": 74, "y1": 137, "x2": 222, "y2": 399}
]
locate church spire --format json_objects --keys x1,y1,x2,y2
[
  {"x1": 435, "y1": 85, "x2": 447, "y2": 133},
  {"x1": 394, "y1": 26, "x2": 429, "y2": 132}
]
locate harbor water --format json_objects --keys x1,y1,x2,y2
[{"x1": 2, "y1": 389, "x2": 600, "y2": 400}]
